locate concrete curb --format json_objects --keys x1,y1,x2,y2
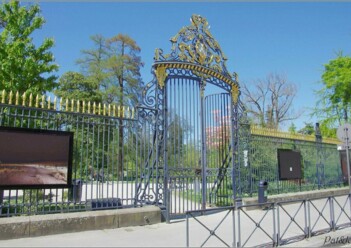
[{"x1": 0, "y1": 205, "x2": 161, "y2": 240}]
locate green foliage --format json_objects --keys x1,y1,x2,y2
[
  {"x1": 54, "y1": 71, "x2": 102, "y2": 103},
  {"x1": 167, "y1": 113, "x2": 194, "y2": 167},
  {"x1": 314, "y1": 54, "x2": 351, "y2": 132},
  {"x1": 105, "y1": 34, "x2": 144, "y2": 106},
  {"x1": 75, "y1": 34, "x2": 144, "y2": 106},
  {"x1": 298, "y1": 122, "x2": 315, "y2": 135},
  {"x1": 0, "y1": 1, "x2": 58, "y2": 94},
  {"x1": 183, "y1": 144, "x2": 200, "y2": 168},
  {"x1": 57, "y1": 34, "x2": 145, "y2": 180},
  {"x1": 319, "y1": 122, "x2": 337, "y2": 138},
  {"x1": 244, "y1": 132, "x2": 341, "y2": 195},
  {"x1": 288, "y1": 123, "x2": 297, "y2": 134},
  {"x1": 322, "y1": 55, "x2": 351, "y2": 109}
]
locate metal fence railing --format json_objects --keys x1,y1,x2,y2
[
  {"x1": 0, "y1": 90, "x2": 346, "y2": 221},
  {"x1": 236, "y1": 124, "x2": 343, "y2": 198},
  {"x1": 0, "y1": 91, "x2": 158, "y2": 217},
  {"x1": 185, "y1": 193, "x2": 351, "y2": 247}
]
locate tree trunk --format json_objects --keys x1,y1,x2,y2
[
  {"x1": 118, "y1": 42, "x2": 125, "y2": 180},
  {"x1": 118, "y1": 79, "x2": 124, "y2": 180}
]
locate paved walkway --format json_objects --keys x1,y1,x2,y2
[{"x1": 0, "y1": 210, "x2": 350, "y2": 247}]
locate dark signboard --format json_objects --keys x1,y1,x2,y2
[
  {"x1": 277, "y1": 149, "x2": 302, "y2": 180},
  {"x1": 0, "y1": 126, "x2": 73, "y2": 189}
]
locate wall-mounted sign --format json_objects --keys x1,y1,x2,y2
[
  {"x1": 277, "y1": 149, "x2": 302, "y2": 180},
  {"x1": 0, "y1": 127, "x2": 73, "y2": 189}
]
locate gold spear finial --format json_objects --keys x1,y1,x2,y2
[
  {"x1": 71, "y1": 99, "x2": 74, "y2": 112},
  {"x1": 132, "y1": 108, "x2": 135, "y2": 119},
  {"x1": 22, "y1": 92, "x2": 26, "y2": 106},
  {"x1": 82, "y1": 101, "x2": 86, "y2": 113},
  {"x1": 15, "y1": 91, "x2": 19, "y2": 105},
  {"x1": 54, "y1": 97, "x2": 57, "y2": 110},
  {"x1": 1, "y1": 90, "x2": 5, "y2": 104},
  {"x1": 29, "y1": 93, "x2": 33, "y2": 107},
  {"x1": 77, "y1": 100, "x2": 80, "y2": 113},
  {"x1": 47, "y1": 96, "x2": 51, "y2": 109},
  {"x1": 59, "y1": 97, "x2": 63, "y2": 111},
  {"x1": 65, "y1": 98, "x2": 69, "y2": 111},
  {"x1": 35, "y1": 94, "x2": 40, "y2": 108},
  {"x1": 9, "y1": 91, "x2": 13, "y2": 105},
  {"x1": 88, "y1": 101, "x2": 91, "y2": 114},
  {"x1": 41, "y1": 95, "x2": 45, "y2": 108}
]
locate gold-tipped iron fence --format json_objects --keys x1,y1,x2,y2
[{"x1": 0, "y1": 90, "x2": 135, "y2": 119}]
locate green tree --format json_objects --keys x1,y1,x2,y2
[
  {"x1": 75, "y1": 33, "x2": 144, "y2": 107},
  {"x1": 105, "y1": 34, "x2": 144, "y2": 106},
  {"x1": 288, "y1": 123, "x2": 297, "y2": 134},
  {"x1": 105, "y1": 34, "x2": 144, "y2": 179},
  {"x1": 54, "y1": 71, "x2": 102, "y2": 103},
  {"x1": 164, "y1": 110, "x2": 194, "y2": 169},
  {"x1": 76, "y1": 34, "x2": 108, "y2": 102},
  {"x1": 73, "y1": 34, "x2": 144, "y2": 179},
  {"x1": 0, "y1": 1, "x2": 58, "y2": 94},
  {"x1": 314, "y1": 54, "x2": 351, "y2": 132},
  {"x1": 298, "y1": 122, "x2": 315, "y2": 135}
]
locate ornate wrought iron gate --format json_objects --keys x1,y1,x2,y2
[
  {"x1": 0, "y1": 14, "x2": 343, "y2": 221},
  {"x1": 139, "y1": 14, "x2": 240, "y2": 221}
]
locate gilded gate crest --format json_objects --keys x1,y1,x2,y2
[
  {"x1": 171, "y1": 15, "x2": 230, "y2": 76},
  {"x1": 154, "y1": 14, "x2": 239, "y2": 103}
]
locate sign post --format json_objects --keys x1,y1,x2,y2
[{"x1": 337, "y1": 123, "x2": 351, "y2": 194}]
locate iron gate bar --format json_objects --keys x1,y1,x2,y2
[
  {"x1": 237, "y1": 203, "x2": 276, "y2": 247},
  {"x1": 277, "y1": 200, "x2": 308, "y2": 246},
  {"x1": 308, "y1": 197, "x2": 332, "y2": 236},
  {"x1": 332, "y1": 194, "x2": 351, "y2": 229},
  {"x1": 134, "y1": 106, "x2": 161, "y2": 206},
  {"x1": 135, "y1": 122, "x2": 157, "y2": 202},
  {"x1": 206, "y1": 93, "x2": 233, "y2": 206}
]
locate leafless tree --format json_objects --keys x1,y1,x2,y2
[{"x1": 241, "y1": 73, "x2": 302, "y2": 129}]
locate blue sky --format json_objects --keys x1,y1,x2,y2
[{"x1": 32, "y1": 2, "x2": 351, "y2": 130}]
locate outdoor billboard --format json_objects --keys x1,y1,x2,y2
[
  {"x1": 277, "y1": 149, "x2": 302, "y2": 180},
  {"x1": 0, "y1": 126, "x2": 73, "y2": 189}
]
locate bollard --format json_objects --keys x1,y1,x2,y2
[
  {"x1": 69, "y1": 179, "x2": 82, "y2": 203},
  {"x1": 258, "y1": 181, "x2": 268, "y2": 204}
]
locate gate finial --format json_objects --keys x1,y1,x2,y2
[{"x1": 156, "y1": 14, "x2": 232, "y2": 79}]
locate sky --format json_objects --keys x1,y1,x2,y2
[{"x1": 31, "y1": 1, "x2": 351, "y2": 131}]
